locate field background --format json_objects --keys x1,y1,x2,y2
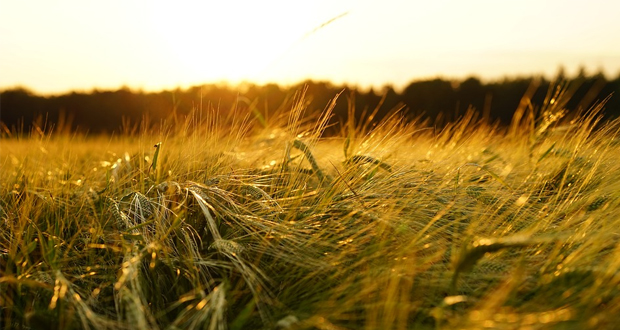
[{"x1": 2, "y1": 84, "x2": 620, "y2": 329}]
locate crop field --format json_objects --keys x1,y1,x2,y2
[{"x1": 2, "y1": 87, "x2": 620, "y2": 329}]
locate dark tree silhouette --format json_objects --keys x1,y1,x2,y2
[{"x1": 1, "y1": 73, "x2": 619, "y2": 135}]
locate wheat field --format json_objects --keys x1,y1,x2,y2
[{"x1": 2, "y1": 87, "x2": 620, "y2": 329}]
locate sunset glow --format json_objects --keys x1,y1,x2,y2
[{"x1": 1, "y1": 0, "x2": 619, "y2": 94}]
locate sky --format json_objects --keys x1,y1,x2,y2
[{"x1": 1, "y1": 0, "x2": 620, "y2": 95}]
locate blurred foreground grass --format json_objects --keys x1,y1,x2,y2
[{"x1": 2, "y1": 87, "x2": 620, "y2": 329}]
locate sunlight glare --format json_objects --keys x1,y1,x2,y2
[{"x1": 147, "y1": 1, "x2": 319, "y2": 84}]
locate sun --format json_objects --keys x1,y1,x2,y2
[{"x1": 146, "y1": 1, "x2": 321, "y2": 85}]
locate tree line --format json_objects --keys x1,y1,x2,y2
[{"x1": 1, "y1": 72, "x2": 619, "y2": 135}]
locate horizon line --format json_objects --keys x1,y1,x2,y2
[{"x1": 2, "y1": 67, "x2": 618, "y2": 97}]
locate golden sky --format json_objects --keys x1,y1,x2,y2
[{"x1": 2, "y1": 0, "x2": 619, "y2": 95}]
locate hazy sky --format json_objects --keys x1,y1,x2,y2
[{"x1": 2, "y1": 0, "x2": 619, "y2": 95}]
